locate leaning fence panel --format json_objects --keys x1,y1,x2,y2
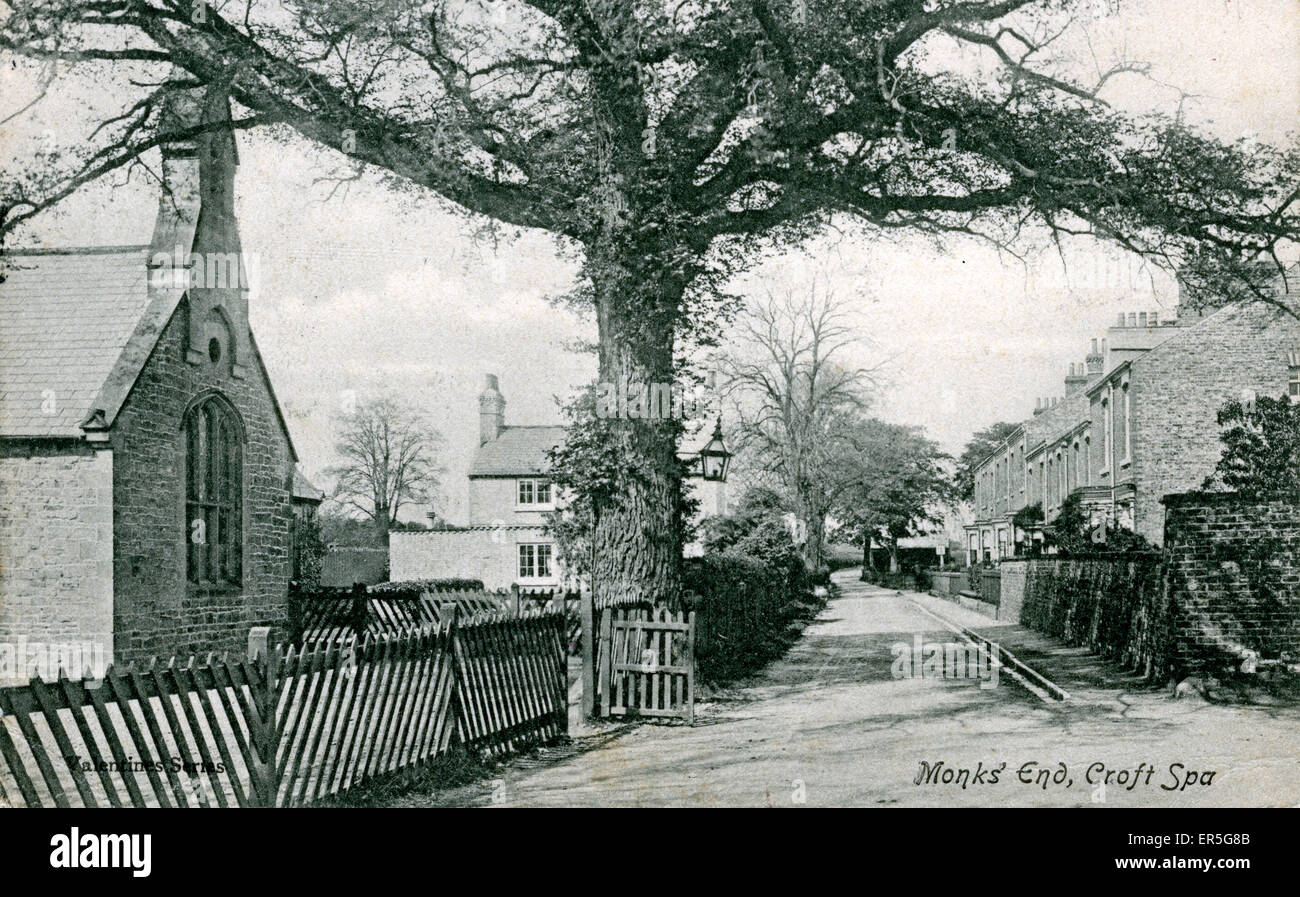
[{"x1": 0, "y1": 612, "x2": 567, "y2": 808}]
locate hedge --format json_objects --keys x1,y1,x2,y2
[
  {"x1": 683, "y1": 553, "x2": 823, "y2": 683},
  {"x1": 366, "y1": 578, "x2": 487, "y2": 599}
]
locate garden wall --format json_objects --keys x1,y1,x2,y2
[
  {"x1": 1016, "y1": 493, "x2": 1300, "y2": 681},
  {"x1": 1161, "y1": 493, "x2": 1300, "y2": 672}
]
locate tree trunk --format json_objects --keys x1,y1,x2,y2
[
  {"x1": 373, "y1": 505, "x2": 390, "y2": 548},
  {"x1": 587, "y1": 243, "x2": 691, "y2": 609},
  {"x1": 801, "y1": 509, "x2": 825, "y2": 573},
  {"x1": 888, "y1": 538, "x2": 900, "y2": 574}
]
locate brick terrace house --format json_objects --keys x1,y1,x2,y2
[
  {"x1": 0, "y1": 86, "x2": 302, "y2": 672},
  {"x1": 390, "y1": 374, "x2": 728, "y2": 591},
  {"x1": 966, "y1": 281, "x2": 1299, "y2": 560}
]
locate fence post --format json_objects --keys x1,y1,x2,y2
[
  {"x1": 445, "y1": 604, "x2": 463, "y2": 751},
  {"x1": 349, "y1": 582, "x2": 368, "y2": 641},
  {"x1": 246, "y1": 627, "x2": 279, "y2": 807},
  {"x1": 580, "y1": 588, "x2": 596, "y2": 719}
]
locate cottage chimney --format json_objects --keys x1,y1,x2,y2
[
  {"x1": 149, "y1": 75, "x2": 249, "y2": 378},
  {"x1": 479, "y1": 374, "x2": 506, "y2": 444}
]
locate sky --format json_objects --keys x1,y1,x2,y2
[{"x1": 2, "y1": 0, "x2": 1297, "y2": 524}]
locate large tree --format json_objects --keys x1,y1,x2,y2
[
  {"x1": 723, "y1": 283, "x2": 876, "y2": 571},
  {"x1": 2, "y1": 0, "x2": 1298, "y2": 607},
  {"x1": 835, "y1": 417, "x2": 954, "y2": 574},
  {"x1": 325, "y1": 392, "x2": 443, "y2": 543}
]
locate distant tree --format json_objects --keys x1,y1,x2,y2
[
  {"x1": 724, "y1": 285, "x2": 879, "y2": 571},
  {"x1": 1203, "y1": 394, "x2": 1300, "y2": 499},
  {"x1": 955, "y1": 421, "x2": 1022, "y2": 501},
  {"x1": 324, "y1": 393, "x2": 443, "y2": 544},
  {"x1": 836, "y1": 419, "x2": 955, "y2": 574}
]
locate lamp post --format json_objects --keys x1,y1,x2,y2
[{"x1": 691, "y1": 417, "x2": 732, "y2": 482}]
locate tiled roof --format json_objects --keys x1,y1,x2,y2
[
  {"x1": 468, "y1": 426, "x2": 565, "y2": 476},
  {"x1": 0, "y1": 247, "x2": 152, "y2": 437}
]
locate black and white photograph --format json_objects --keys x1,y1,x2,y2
[{"x1": 0, "y1": 0, "x2": 1297, "y2": 862}]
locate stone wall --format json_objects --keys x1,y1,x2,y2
[
  {"x1": 997, "y1": 560, "x2": 1028, "y2": 625},
  {"x1": 1018, "y1": 554, "x2": 1171, "y2": 678},
  {"x1": 1162, "y1": 492, "x2": 1300, "y2": 671},
  {"x1": 0, "y1": 441, "x2": 114, "y2": 680},
  {"x1": 1014, "y1": 495, "x2": 1300, "y2": 680},
  {"x1": 390, "y1": 528, "x2": 557, "y2": 591},
  {"x1": 110, "y1": 299, "x2": 293, "y2": 664}
]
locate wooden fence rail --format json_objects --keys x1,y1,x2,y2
[{"x1": 0, "y1": 611, "x2": 567, "y2": 808}]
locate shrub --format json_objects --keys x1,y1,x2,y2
[{"x1": 683, "y1": 552, "x2": 821, "y2": 683}]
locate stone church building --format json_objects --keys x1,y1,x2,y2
[{"x1": 0, "y1": 86, "x2": 299, "y2": 674}]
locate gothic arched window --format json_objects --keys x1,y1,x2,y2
[{"x1": 185, "y1": 395, "x2": 243, "y2": 586}]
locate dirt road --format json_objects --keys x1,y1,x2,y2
[{"x1": 394, "y1": 571, "x2": 1300, "y2": 807}]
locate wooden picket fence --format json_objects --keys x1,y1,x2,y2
[
  {"x1": 595, "y1": 606, "x2": 695, "y2": 723},
  {"x1": 292, "y1": 585, "x2": 513, "y2": 645},
  {"x1": 0, "y1": 611, "x2": 567, "y2": 808}
]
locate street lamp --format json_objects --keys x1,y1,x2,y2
[{"x1": 696, "y1": 417, "x2": 732, "y2": 482}]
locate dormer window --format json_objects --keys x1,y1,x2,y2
[{"x1": 517, "y1": 478, "x2": 552, "y2": 507}]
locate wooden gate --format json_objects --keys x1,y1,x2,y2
[{"x1": 597, "y1": 606, "x2": 695, "y2": 723}]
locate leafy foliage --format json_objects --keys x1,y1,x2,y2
[
  {"x1": 955, "y1": 421, "x2": 1022, "y2": 501},
  {"x1": 545, "y1": 385, "x2": 699, "y2": 580},
  {"x1": 835, "y1": 418, "x2": 955, "y2": 565},
  {"x1": 698, "y1": 484, "x2": 803, "y2": 570},
  {"x1": 290, "y1": 513, "x2": 327, "y2": 588},
  {"x1": 1203, "y1": 394, "x2": 1300, "y2": 499},
  {"x1": 1046, "y1": 492, "x2": 1154, "y2": 556},
  {"x1": 1011, "y1": 501, "x2": 1044, "y2": 532},
  {"x1": 684, "y1": 551, "x2": 819, "y2": 684}
]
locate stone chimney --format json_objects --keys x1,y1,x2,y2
[
  {"x1": 149, "y1": 76, "x2": 249, "y2": 379},
  {"x1": 1065, "y1": 362, "x2": 1089, "y2": 395},
  {"x1": 479, "y1": 374, "x2": 506, "y2": 444}
]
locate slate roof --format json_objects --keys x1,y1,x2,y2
[
  {"x1": 292, "y1": 467, "x2": 325, "y2": 502},
  {"x1": 468, "y1": 425, "x2": 565, "y2": 476},
  {"x1": 0, "y1": 245, "x2": 297, "y2": 461},
  {"x1": 0, "y1": 247, "x2": 152, "y2": 437}
]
